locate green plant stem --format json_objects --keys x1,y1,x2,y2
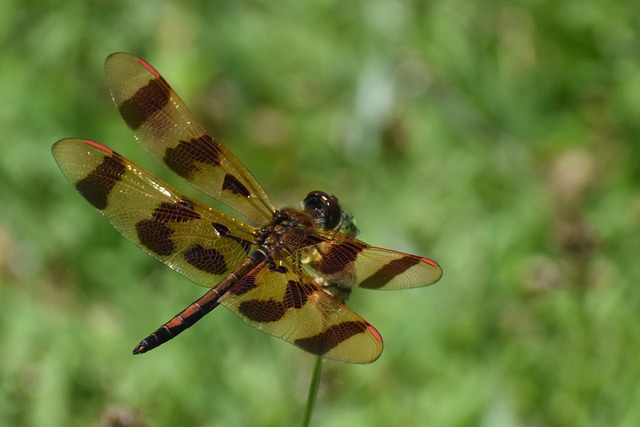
[{"x1": 301, "y1": 356, "x2": 324, "y2": 427}]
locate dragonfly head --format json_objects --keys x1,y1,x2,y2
[{"x1": 303, "y1": 191, "x2": 359, "y2": 237}]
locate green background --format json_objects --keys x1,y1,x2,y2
[{"x1": 2, "y1": 1, "x2": 639, "y2": 426}]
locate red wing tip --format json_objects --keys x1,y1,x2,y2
[
  {"x1": 368, "y1": 325, "x2": 383, "y2": 344},
  {"x1": 82, "y1": 139, "x2": 113, "y2": 153},
  {"x1": 421, "y1": 257, "x2": 441, "y2": 268},
  {"x1": 136, "y1": 57, "x2": 161, "y2": 78}
]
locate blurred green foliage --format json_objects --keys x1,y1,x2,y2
[{"x1": 1, "y1": 0, "x2": 640, "y2": 426}]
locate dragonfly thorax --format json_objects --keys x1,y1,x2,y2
[
  {"x1": 255, "y1": 190, "x2": 347, "y2": 259},
  {"x1": 254, "y1": 208, "x2": 314, "y2": 259}
]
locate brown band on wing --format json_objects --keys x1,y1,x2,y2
[
  {"x1": 234, "y1": 237, "x2": 252, "y2": 255},
  {"x1": 75, "y1": 153, "x2": 126, "y2": 210},
  {"x1": 184, "y1": 244, "x2": 227, "y2": 275},
  {"x1": 238, "y1": 280, "x2": 315, "y2": 322},
  {"x1": 152, "y1": 200, "x2": 202, "y2": 223},
  {"x1": 230, "y1": 264, "x2": 288, "y2": 298},
  {"x1": 300, "y1": 234, "x2": 324, "y2": 246},
  {"x1": 229, "y1": 275, "x2": 258, "y2": 296},
  {"x1": 135, "y1": 219, "x2": 175, "y2": 256},
  {"x1": 294, "y1": 321, "x2": 369, "y2": 355},
  {"x1": 222, "y1": 174, "x2": 251, "y2": 198},
  {"x1": 280, "y1": 232, "x2": 324, "y2": 253},
  {"x1": 164, "y1": 135, "x2": 222, "y2": 180},
  {"x1": 270, "y1": 265, "x2": 289, "y2": 274},
  {"x1": 118, "y1": 77, "x2": 171, "y2": 130},
  {"x1": 212, "y1": 222, "x2": 230, "y2": 236},
  {"x1": 358, "y1": 256, "x2": 421, "y2": 289},
  {"x1": 212, "y1": 222, "x2": 252, "y2": 254},
  {"x1": 317, "y1": 241, "x2": 366, "y2": 275}
]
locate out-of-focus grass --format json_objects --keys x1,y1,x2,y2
[{"x1": 1, "y1": 1, "x2": 640, "y2": 426}]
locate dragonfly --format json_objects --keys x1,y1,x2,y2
[{"x1": 52, "y1": 53, "x2": 442, "y2": 363}]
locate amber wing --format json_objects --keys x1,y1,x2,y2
[
  {"x1": 220, "y1": 259, "x2": 384, "y2": 363},
  {"x1": 52, "y1": 138, "x2": 256, "y2": 286},
  {"x1": 105, "y1": 52, "x2": 275, "y2": 226},
  {"x1": 300, "y1": 231, "x2": 442, "y2": 291}
]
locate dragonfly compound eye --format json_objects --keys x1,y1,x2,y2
[{"x1": 303, "y1": 191, "x2": 342, "y2": 230}]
